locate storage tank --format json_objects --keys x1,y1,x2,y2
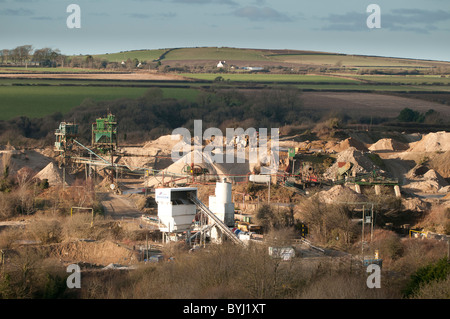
[
  {"x1": 215, "y1": 179, "x2": 232, "y2": 203},
  {"x1": 208, "y1": 180, "x2": 234, "y2": 227}
]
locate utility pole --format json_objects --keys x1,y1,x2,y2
[
  {"x1": 370, "y1": 204, "x2": 374, "y2": 242},
  {"x1": 146, "y1": 232, "x2": 149, "y2": 262},
  {"x1": 362, "y1": 205, "x2": 365, "y2": 259},
  {"x1": 63, "y1": 166, "x2": 66, "y2": 189}
]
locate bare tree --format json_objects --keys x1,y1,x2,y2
[
  {"x1": 11, "y1": 45, "x2": 33, "y2": 67},
  {"x1": 1, "y1": 49, "x2": 9, "y2": 64}
]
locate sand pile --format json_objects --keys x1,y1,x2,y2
[
  {"x1": 369, "y1": 138, "x2": 409, "y2": 152},
  {"x1": 408, "y1": 131, "x2": 450, "y2": 153},
  {"x1": 331, "y1": 138, "x2": 368, "y2": 153},
  {"x1": 324, "y1": 147, "x2": 377, "y2": 180},
  {"x1": 316, "y1": 185, "x2": 367, "y2": 204},
  {"x1": 145, "y1": 149, "x2": 223, "y2": 187},
  {"x1": 143, "y1": 134, "x2": 188, "y2": 153},
  {"x1": 402, "y1": 197, "x2": 431, "y2": 213},
  {"x1": 1, "y1": 149, "x2": 52, "y2": 176},
  {"x1": 324, "y1": 140, "x2": 339, "y2": 152},
  {"x1": 406, "y1": 164, "x2": 431, "y2": 179},
  {"x1": 429, "y1": 150, "x2": 450, "y2": 178},
  {"x1": 439, "y1": 185, "x2": 450, "y2": 194},
  {"x1": 34, "y1": 162, "x2": 73, "y2": 186},
  {"x1": 403, "y1": 169, "x2": 448, "y2": 193},
  {"x1": 145, "y1": 147, "x2": 252, "y2": 187},
  {"x1": 117, "y1": 134, "x2": 191, "y2": 171},
  {"x1": 119, "y1": 157, "x2": 153, "y2": 170}
]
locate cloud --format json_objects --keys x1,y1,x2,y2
[
  {"x1": 31, "y1": 16, "x2": 53, "y2": 21},
  {"x1": 128, "y1": 12, "x2": 177, "y2": 19},
  {"x1": 160, "y1": 12, "x2": 177, "y2": 18},
  {"x1": 171, "y1": 0, "x2": 238, "y2": 5},
  {"x1": 0, "y1": 8, "x2": 33, "y2": 16},
  {"x1": 233, "y1": 6, "x2": 292, "y2": 22},
  {"x1": 319, "y1": 8, "x2": 450, "y2": 34},
  {"x1": 90, "y1": 12, "x2": 110, "y2": 17},
  {"x1": 382, "y1": 9, "x2": 450, "y2": 33},
  {"x1": 128, "y1": 13, "x2": 151, "y2": 19}
]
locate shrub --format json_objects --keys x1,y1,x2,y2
[
  {"x1": 28, "y1": 219, "x2": 63, "y2": 244},
  {"x1": 410, "y1": 274, "x2": 450, "y2": 299},
  {"x1": 403, "y1": 257, "x2": 450, "y2": 298}
]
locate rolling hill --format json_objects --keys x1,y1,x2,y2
[{"x1": 91, "y1": 47, "x2": 450, "y2": 70}]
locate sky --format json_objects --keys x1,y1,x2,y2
[{"x1": 0, "y1": 0, "x2": 449, "y2": 61}]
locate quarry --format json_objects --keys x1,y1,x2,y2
[{"x1": 0, "y1": 113, "x2": 449, "y2": 299}]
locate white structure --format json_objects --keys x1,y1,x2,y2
[
  {"x1": 249, "y1": 174, "x2": 271, "y2": 184},
  {"x1": 269, "y1": 247, "x2": 295, "y2": 260},
  {"x1": 208, "y1": 180, "x2": 235, "y2": 242},
  {"x1": 209, "y1": 179, "x2": 235, "y2": 227},
  {"x1": 217, "y1": 61, "x2": 225, "y2": 68},
  {"x1": 155, "y1": 187, "x2": 198, "y2": 233}
]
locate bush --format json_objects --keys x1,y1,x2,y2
[
  {"x1": 371, "y1": 230, "x2": 403, "y2": 262},
  {"x1": 28, "y1": 219, "x2": 63, "y2": 244},
  {"x1": 256, "y1": 204, "x2": 293, "y2": 232},
  {"x1": 403, "y1": 257, "x2": 450, "y2": 298},
  {"x1": 410, "y1": 274, "x2": 450, "y2": 299},
  {"x1": 0, "y1": 192, "x2": 16, "y2": 220},
  {"x1": 0, "y1": 248, "x2": 69, "y2": 299}
]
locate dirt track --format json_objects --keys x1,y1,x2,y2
[{"x1": 100, "y1": 192, "x2": 142, "y2": 220}]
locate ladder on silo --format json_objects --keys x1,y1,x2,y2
[{"x1": 188, "y1": 194, "x2": 245, "y2": 247}]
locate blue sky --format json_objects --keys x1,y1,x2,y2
[{"x1": 0, "y1": 0, "x2": 449, "y2": 61}]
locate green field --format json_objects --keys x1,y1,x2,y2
[
  {"x1": 292, "y1": 84, "x2": 445, "y2": 92},
  {"x1": 270, "y1": 54, "x2": 437, "y2": 68},
  {"x1": 0, "y1": 86, "x2": 199, "y2": 121},
  {"x1": 1, "y1": 47, "x2": 449, "y2": 122},
  {"x1": 92, "y1": 49, "x2": 166, "y2": 63},
  {"x1": 352, "y1": 75, "x2": 450, "y2": 85},
  {"x1": 180, "y1": 73, "x2": 361, "y2": 83},
  {"x1": 0, "y1": 78, "x2": 203, "y2": 87},
  {"x1": 2, "y1": 74, "x2": 448, "y2": 121},
  {"x1": 163, "y1": 47, "x2": 270, "y2": 61}
]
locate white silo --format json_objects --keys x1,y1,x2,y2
[{"x1": 208, "y1": 179, "x2": 234, "y2": 227}]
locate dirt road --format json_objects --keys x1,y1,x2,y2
[{"x1": 100, "y1": 192, "x2": 142, "y2": 220}]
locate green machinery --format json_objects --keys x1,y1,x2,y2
[
  {"x1": 54, "y1": 122, "x2": 79, "y2": 168},
  {"x1": 91, "y1": 113, "x2": 118, "y2": 154},
  {"x1": 55, "y1": 122, "x2": 79, "y2": 152},
  {"x1": 53, "y1": 113, "x2": 119, "y2": 184}
]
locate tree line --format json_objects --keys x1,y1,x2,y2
[
  {"x1": 0, "y1": 45, "x2": 146, "y2": 70},
  {"x1": 0, "y1": 86, "x2": 305, "y2": 146},
  {"x1": 0, "y1": 45, "x2": 65, "y2": 68}
]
